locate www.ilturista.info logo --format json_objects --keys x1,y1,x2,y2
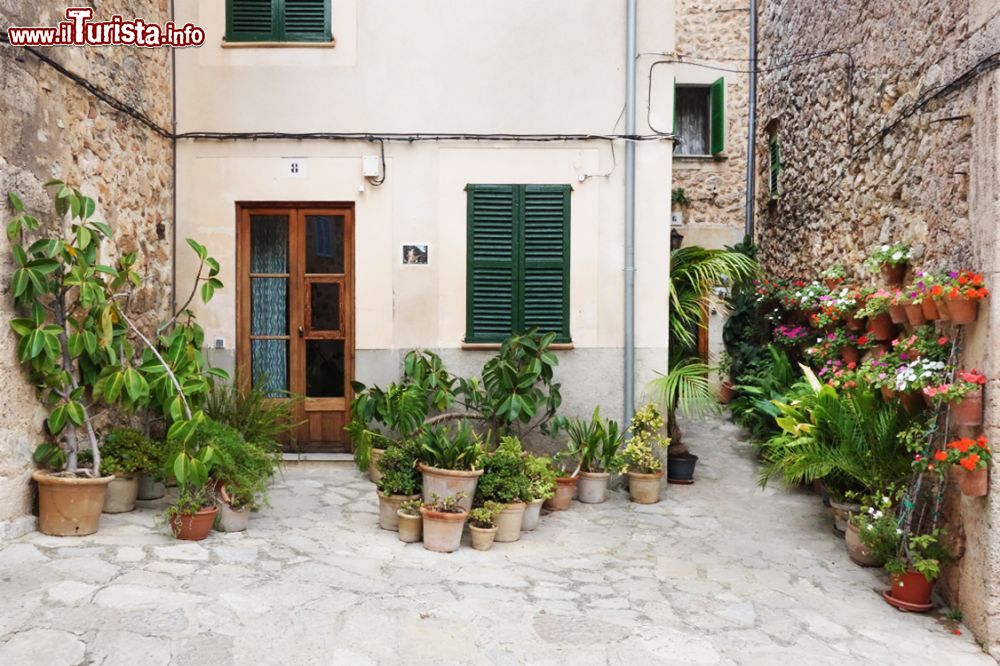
[{"x1": 5, "y1": 7, "x2": 205, "y2": 48}]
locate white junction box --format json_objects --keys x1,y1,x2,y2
[{"x1": 361, "y1": 154, "x2": 381, "y2": 177}]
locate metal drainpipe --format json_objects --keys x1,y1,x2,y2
[
  {"x1": 744, "y1": 0, "x2": 758, "y2": 240},
  {"x1": 624, "y1": 0, "x2": 637, "y2": 425}
]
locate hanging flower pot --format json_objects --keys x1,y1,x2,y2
[
  {"x1": 840, "y1": 346, "x2": 860, "y2": 366},
  {"x1": 888, "y1": 303, "x2": 908, "y2": 324},
  {"x1": 844, "y1": 312, "x2": 866, "y2": 331},
  {"x1": 947, "y1": 295, "x2": 979, "y2": 325},
  {"x1": 951, "y1": 387, "x2": 984, "y2": 427},
  {"x1": 955, "y1": 466, "x2": 988, "y2": 497},
  {"x1": 868, "y1": 313, "x2": 896, "y2": 341},
  {"x1": 881, "y1": 262, "x2": 908, "y2": 286},
  {"x1": 880, "y1": 385, "x2": 896, "y2": 402},
  {"x1": 899, "y1": 391, "x2": 925, "y2": 414},
  {"x1": 934, "y1": 296, "x2": 951, "y2": 321},
  {"x1": 903, "y1": 302, "x2": 927, "y2": 326},
  {"x1": 920, "y1": 297, "x2": 940, "y2": 321}
]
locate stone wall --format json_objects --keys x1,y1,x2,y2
[
  {"x1": 754, "y1": 0, "x2": 1000, "y2": 652},
  {"x1": 0, "y1": 1, "x2": 173, "y2": 538}
]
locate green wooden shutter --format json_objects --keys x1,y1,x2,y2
[
  {"x1": 467, "y1": 185, "x2": 517, "y2": 343},
  {"x1": 521, "y1": 185, "x2": 571, "y2": 341},
  {"x1": 673, "y1": 78, "x2": 678, "y2": 135},
  {"x1": 227, "y1": 0, "x2": 276, "y2": 42},
  {"x1": 283, "y1": 0, "x2": 331, "y2": 41},
  {"x1": 769, "y1": 136, "x2": 781, "y2": 197},
  {"x1": 710, "y1": 77, "x2": 726, "y2": 155}
]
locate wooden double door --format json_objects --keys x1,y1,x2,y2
[{"x1": 237, "y1": 204, "x2": 354, "y2": 452}]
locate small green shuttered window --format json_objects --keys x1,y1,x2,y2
[
  {"x1": 466, "y1": 185, "x2": 571, "y2": 343},
  {"x1": 769, "y1": 135, "x2": 781, "y2": 198},
  {"x1": 226, "y1": 0, "x2": 331, "y2": 43}
]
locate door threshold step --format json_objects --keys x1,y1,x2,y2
[{"x1": 282, "y1": 453, "x2": 354, "y2": 463}]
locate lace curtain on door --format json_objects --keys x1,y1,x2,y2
[{"x1": 250, "y1": 216, "x2": 289, "y2": 397}]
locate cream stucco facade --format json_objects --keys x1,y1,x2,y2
[{"x1": 173, "y1": 0, "x2": 677, "y2": 429}]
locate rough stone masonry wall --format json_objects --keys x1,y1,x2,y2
[
  {"x1": 673, "y1": 0, "x2": 749, "y2": 239},
  {"x1": 754, "y1": 0, "x2": 1000, "y2": 652},
  {"x1": 0, "y1": 1, "x2": 173, "y2": 538}
]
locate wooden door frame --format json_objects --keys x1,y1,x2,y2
[{"x1": 235, "y1": 202, "x2": 356, "y2": 452}]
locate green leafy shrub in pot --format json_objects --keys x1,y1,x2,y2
[
  {"x1": 377, "y1": 440, "x2": 423, "y2": 497},
  {"x1": 475, "y1": 436, "x2": 531, "y2": 504},
  {"x1": 524, "y1": 454, "x2": 557, "y2": 501},
  {"x1": 550, "y1": 407, "x2": 625, "y2": 474},
  {"x1": 622, "y1": 405, "x2": 670, "y2": 474},
  {"x1": 101, "y1": 428, "x2": 156, "y2": 477},
  {"x1": 194, "y1": 419, "x2": 282, "y2": 511},
  {"x1": 469, "y1": 501, "x2": 504, "y2": 529}
]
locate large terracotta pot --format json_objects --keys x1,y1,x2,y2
[
  {"x1": 840, "y1": 346, "x2": 860, "y2": 366},
  {"x1": 419, "y1": 464, "x2": 483, "y2": 512},
  {"x1": 136, "y1": 474, "x2": 165, "y2": 500},
  {"x1": 397, "y1": 511, "x2": 422, "y2": 543},
  {"x1": 955, "y1": 466, "x2": 988, "y2": 497},
  {"x1": 845, "y1": 520, "x2": 882, "y2": 566},
  {"x1": 868, "y1": 313, "x2": 896, "y2": 341},
  {"x1": 170, "y1": 506, "x2": 218, "y2": 541},
  {"x1": 889, "y1": 570, "x2": 934, "y2": 607},
  {"x1": 34, "y1": 471, "x2": 114, "y2": 537},
  {"x1": 947, "y1": 295, "x2": 979, "y2": 325},
  {"x1": 903, "y1": 303, "x2": 927, "y2": 326},
  {"x1": 521, "y1": 498, "x2": 544, "y2": 531},
  {"x1": 951, "y1": 388, "x2": 984, "y2": 427},
  {"x1": 494, "y1": 502, "x2": 526, "y2": 542},
  {"x1": 627, "y1": 471, "x2": 664, "y2": 504},
  {"x1": 544, "y1": 476, "x2": 577, "y2": 511},
  {"x1": 420, "y1": 506, "x2": 467, "y2": 553},
  {"x1": 881, "y1": 262, "x2": 907, "y2": 286},
  {"x1": 377, "y1": 491, "x2": 420, "y2": 531},
  {"x1": 920, "y1": 297, "x2": 940, "y2": 321},
  {"x1": 470, "y1": 525, "x2": 498, "y2": 551},
  {"x1": 829, "y1": 499, "x2": 860, "y2": 534},
  {"x1": 368, "y1": 448, "x2": 386, "y2": 484},
  {"x1": 103, "y1": 473, "x2": 139, "y2": 514},
  {"x1": 217, "y1": 502, "x2": 250, "y2": 532},
  {"x1": 577, "y1": 471, "x2": 610, "y2": 504}
]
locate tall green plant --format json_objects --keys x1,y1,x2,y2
[{"x1": 550, "y1": 407, "x2": 624, "y2": 473}]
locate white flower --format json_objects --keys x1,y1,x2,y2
[
  {"x1": 896, "y1": 528, "x2": 903, "y2": 535},
  {"x1": 868, "y1": 507, "x2": 876, "y2": 515},
  {"x1": 882, "y1": 496, "x2": 890, "y2": 504},
  {"x1": 892, "y1": 252, "x2": 903, "y2": 261},
  {"x1": 867, "y1": 524, "x2": 875, "y2": 531},
  {"x1": 873, "y1": 510, "x2": 883, "y2": 519},
  {"x1": 881, "y1": 244, "x2": 890, "y2": 251}
]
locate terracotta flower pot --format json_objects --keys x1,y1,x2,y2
[
  {"x1": 470, "y1": 525, "x2": 498, "y2": 551},
  {"x1": 377, "y1": 491, "x2": 420, "y2": 531},
  {"x1": 956, "y1": 466, "x2": 988, "y2": 497},
  {"x1": 397, "y1": 511, "x2": 423, "y2": 543},
  {"x1": 845, "y1": 520, "x2": 883, "y2": 567},
  {"x1": 103, "y1": 473, "x2": 139, "y2": 514},
  {"x1": 33, "y1": 471, "x2": 114, "y2": 537},
  {"x1": 216, "y1": 502, "x2": 250, "y2": 532},
  {"x1": 880, "y1": 385, "x2": 896, "y2": 402},
  {"x1": 170, "y1": 506, "x2": 218, "y2": 541},
  {"x1": 947, "y1": 295, "x2": 979, "y2": 325},
  {"x1": 840, "y1": 346, "x2": 860, "y2": 366},
  {"x1": 719, "y1": 380, "x2": 736, "y2": 404},
  {"x1": 419, "y1": 505, "x2": 468, "y2": 553},
  {"x1": 824, "y1": 278, "x2": 840, "y2": 290},
  {"x1": 494, "y1": 502, "x2": 526, "y2": 542},
  {"x1": 903, "y1": 303, "x2": 927, "y2": 326},
  {"x1": 418, "y1": 464, "x2": 483, "y2": 512},
  {"x1": 899, "y1": 390, "x2": 925, "y2": 414},
  {"x1": 887, "y1": 304, "x2": 908, "y2": 324},
  {"x1": 829, "y1": 500, "x2": 860, "y2": 534},
  {"x1": 136, "y1": 474, "x2": 165, "y2": 500},
  {"x1": 368, "y1": 448, "x2": 386, "y2": 484},
  {"x1": 881, "y1": 262, "x2": 907, "y2": 286},
  {"x1": 627, "y1": 471, "x2": 664, "y2": 504},
  {"x1": 868, "y1": 313, "x2": 896, "y2": 341},
  {"x1": 951, "y1": 388, "x2": 984, "y2": 427},
  {"x1": 544, "y1": 476, "x2": 577, "y2": 511},
  {"x1": 521, "y1": 498, "x2": 545, "y2": 531},
  {"x1": 577, "y1": 471, "x2": 610, "y2": 504},
  {"x1": 920, "y1": 297, "x2": 940, "y2": 321},
  {"x1": 889, "y1": 570, "x2": 934, "y2": 607},
  {"x1": 934, "y1": 297, "x2": 951, "y2": 321}
]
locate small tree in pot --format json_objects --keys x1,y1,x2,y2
[
  {"x1": 475, "y1": 436, "x2": 532, "y2": 542},
  {"x1": 622, "y1": 404, "x2": 670, "y2": 504}
]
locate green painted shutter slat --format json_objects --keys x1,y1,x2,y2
[
  {"x1": 283, "y1": 0, "x2": 331, "y2": 41},
  {"x1": 227, "y1": 0, "x2": 330, "y2": 42},
  {"x1": 672, "y1": 77, "x2": 678, "y2": 135},
  {"x1": 710, "y1": 77, "x2": 725, "y2": 155},
  {"x1": 227, "y1": 0, "x2": 276, "y2": 41},
  {"x1": 769, "y1": 137, "x2": 781, "y2": 196},
  {"x1": 467, "y1": 185, "x2": 517, "y2": 342},
  {"x1": 522, "y1": 185, "x2": 570, "y2": 341}
]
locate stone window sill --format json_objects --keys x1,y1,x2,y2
[
  {"x1": 462, "y1": 342, "x2": 575, "y2": 351},
  {"x1": 221, "y1": 39, "x2": 336, "y2": 49}
]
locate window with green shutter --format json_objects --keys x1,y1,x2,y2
[
  {"x1": 769, "y1": 135, "x2": 781, "y2": 198},
  {"x1": 673, "y1": 78, "x2": 726, "y2": 156},
  {"x1": 466, "y1": 185, "x2": 571, "y2": 343},
  {"x1": 226, "y1": 0, "x2": 331, "y2": 43}
]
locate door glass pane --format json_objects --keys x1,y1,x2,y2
[
  {"x1": 310, "y1": 282, "x2": 341, "y2": 331},
  {"x1": 306, "y1": 340, "x2": 344, "y2": 397},
  {"x1": 252, "y1": 339, "x2": 288, "y2": 397},
  {"x1": 251, "y1": 215, "x2": 289, "y2": 273},
  {"x1": 251, "y1": 278, "x2": 288, "y2": 335},
  {"x1": 305, "y1": 215, "x2": 344, "y2": 273}
]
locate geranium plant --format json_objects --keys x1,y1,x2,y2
[
  {"x1": 773, "y1": 324, "x2": 812, "y2": 347},
  {"x1": 938, "y1": 270, "x2": 989, "y2": 301},
  {"x1": 945, "y1": 436, "x2": 991, "y2": 472},
  {"x1": 855, "y1": 288, "x2": 895, "y2": 318},
  {"x1": 922, "y1": 369, "x2": 986, "y2": 403}
]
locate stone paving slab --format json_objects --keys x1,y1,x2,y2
[{"x1": 0, "y1": 417, "x2": 993, "y2": 664}]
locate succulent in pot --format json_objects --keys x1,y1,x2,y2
[
  {"x1": 475, "y1": 436, "x2": 531, "y2": 541},
  {"x1": 417, "y1": 421, "x2": 484, "y2": 512},
  {"x1": 550, "y1": 407, "x2": 625, "y2": 504},
  {"x1": 623, "y1": 404, "x2": 670, "y2": 502},
  {"x1": 100, "y1": 428, "x2": 156, "y2": 514},
  {"x1": 468, "y1": 501, "x2": 504, "y2": 551},
  {"x1": 376, "y1": 439, "x2": 422, "y2": 531},
  {"x1": 396, "y1": 498, "x2": 423, "y2": 543},
  {"x1": 523, "y1": 454, "x2": 557, "y2": 530},
  {"x1": 420, "y1": 492, "x2": 468, "y2": 553}
]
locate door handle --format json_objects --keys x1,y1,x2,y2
[{"x1": 298, "y1": 326, "x2": 304, "y2": 338}]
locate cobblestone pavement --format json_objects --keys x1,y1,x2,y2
[{"x1": 0, "y1": 417, "x2": 993, "y2": 665}]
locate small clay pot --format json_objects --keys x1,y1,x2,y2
[
  {"x1": 889, "y1": 570, "x2": 934, "y2": 607},
  {"x1": 934, "y1": 297, "x2": 951, "y2": 321},
  {"x1": 34, "y1": 471, "x2": 114, "y2": 537},
  {"x1": 369, "y1": 448, "x2": 386, "y2": 484},
  {"x1": 829, "y1": 500, "x2": 860, "y2": 534},
  {"x1": 880, "y1": 385, "x2": 896, "y2": 402},
  {"x1": 955, "y1": 466, "x2": 988, "y2": 497},
  {"x1": 420, "y1": 506, "x2": 468, "y2": 553},
  {"x1": 844, "y1": 313, "x2": 865, "y2": 331},
  {"x1": 845, "y1": 520, "x2": 882, "y2": 566},
  {"x1": 881, "y1": 262, "x2": 907, "y2": 286},
  {"x1": 494, "y1": 502, "x2": 526, "y2": 542},
  {"x1": 170, "y1": 506, "x2": 218, "y2": 541},
  {"x1": 521, "y1": 498, "x2": 544, "y2": 531},
  {"x1": 377, "y1": 491, "x2": 420, "y2": 531},
  {"x1": 904, "y1": 303, "x2": 927, "y2": 327},
  {"x1": 577, "y1": 471, "x2": 610, "y2": 504},
  {"x1": 840, "y1": 346, "x2": 860, "y2": 366},
  {"x1": 899, "y1": 391, "x2": 925, "y2": 414},
  {"x1": 951, "y1": 388, "x2": 984, "y2": 427},
  {"x1": 544, "y1": 476, "x2": 577, "y2": 511},
  {"x1": 216, "y1": 502, "x2": 250, "y2": 532},
  {"x1": 136, "y1": 474, "x2": 165, "y2": 500},
  {"x1": 920, "y1": 297, "x2": 940, "y2": 321},
  {"x1": 470, "y1": 525, "x2": 498, "y2": 551},
  {"x1": 947, "y1": 295, "x2": 979, "y2": 325},
  {"x1": 824, "y1": 277, "x2": 841, "y2": 290},
  {"x1": 397, "y1": 511, "x2": 422, "y2": 543},
  {"x1": 719, "y1": 380, "x2": 736, "y2": 404},
  {"x1": 887, "y1": 304, "x2": 908, "y2": 324},
  {"x1": 419, "y1": 464, "x2": 483, "y2": 512},
  {"x1": 103, "y1": 473, "x2": 139, "y2": 514},
  {"x1": 868, "y1": 313, "x2": 896, "y2": 341},
  {"x1": 627, "y1": 471, "x2": 664, "y2": 504}
]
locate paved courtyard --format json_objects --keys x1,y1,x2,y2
[{"x1": 0, "y1": 417, "x2": 992, "y2": 665}]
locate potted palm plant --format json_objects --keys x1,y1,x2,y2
[
  {"x1": 376, "y1": 439, "x2": 422, "y2": 531},
  {"x1": 417, "y1": 421, "x2": 484, "y2": 512},
  {"x1": 523, "y1": 454, "x2": 557, "y2": 530},
  {"x1": 550, "y1": 408, "x2": 624, "y2": 504},
  {"x1": 468, "y1": 501, "x2": 504, "y2": 551},
  {"x1": 420, "y1": 492, "x2": 468, "y2": 553},
  {"x1": 100, "y1": 428, "x2": 155, "y2": 514},
  {"x1": 396, "y1": 499, "x2": 423, "y2": 543},
  {"x1": 475, "y1": 436, "x2": 532, "y2": 541}
]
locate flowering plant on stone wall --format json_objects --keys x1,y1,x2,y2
[
  {"x1": 945, "y1": 436, "x2": 991, "y2": 472},
  {"x1": 821, "y1": 263, "x2": 847, "y2": 285},
  {"x1": 921, "y1": 370, "x2": 986, "y2": 403},
  {"x1": 816, "y1": 359, "x2": 860, "y2": 390},
  {"x1": 772, "y1": 324, "x2": 812, "y2": 347},
  {"x1": 892, "y1": 358, "x2": 948, "y2": 393},
  {"x1": 889, "y1": 327, "x2": 952, "y2": 363},
  {"x1": 855, "y1": 288, "x2": 895, "y2": 318},
  {"x1": 866, "y1": 243, "x2": 911, "y2": 270},
  {"x1": 936, "y1": 271, "x2": 990, "y2": 301}
]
